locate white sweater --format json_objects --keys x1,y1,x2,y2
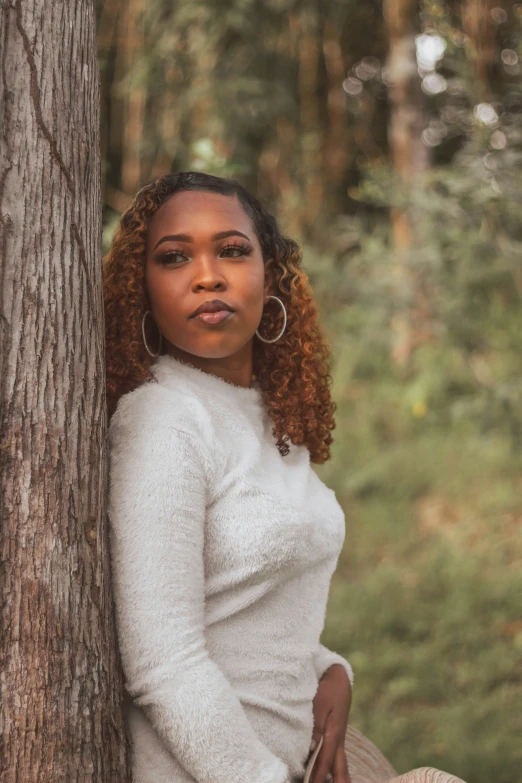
[{"x1": 107, "y1": 353, "x2": 354, "y2": 783}]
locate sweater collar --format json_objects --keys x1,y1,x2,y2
[{"x1": 150, "y1": 353, "x2": 264, "y2": 410}]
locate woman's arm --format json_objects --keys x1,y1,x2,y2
[
  {"x1": 108, "y1": 411, "x2": 290, "y2": 783},
  {"x1": 313, "y1": 643, "x2": 354, "y2": 688}
]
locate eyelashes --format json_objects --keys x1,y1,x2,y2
[{"x1": 154, "y1": 242, "x2": 253, "y2": 265}]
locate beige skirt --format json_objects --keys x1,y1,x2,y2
[{"x1": 300, "y1": 726, "x2": 467, "y2": 783}]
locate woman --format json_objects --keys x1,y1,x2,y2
[{"x1": 104, "y1": 171, "x2": 466, "y2": 783}]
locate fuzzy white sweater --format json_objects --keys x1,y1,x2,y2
[{"x1": 107, "y1": 353, "x2": 354, "y2": 783}]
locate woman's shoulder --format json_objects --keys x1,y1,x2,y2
[
  {"x1": 108, "y1": 378, "x2": 215, "y2": 448},
  {"x1": 108, "y1": 380, "x2": 223, "y2": 486}
]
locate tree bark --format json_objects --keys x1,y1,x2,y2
[
  {"x1": 119, "y1": 0, "x2": 146, "y2": 196},
  {"x1": 460, "y1": 0, "x2": 497, "y2": 99},
  {"x1": 383, "y1": 0, "x2": 431, "y2": 365},
  {"x1": 0, "y1": 1, "x2": 130, "y2": 780}
]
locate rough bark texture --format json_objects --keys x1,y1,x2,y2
[{"x1": 0, "y1": 1, "x2": 131, "y2": 780}]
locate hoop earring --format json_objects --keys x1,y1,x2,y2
[
  {"x1": 255, "y1": 295, "x2": 287, "y2": 343},
  {"x1": 141, "y1": 310, "x2": 163, "y2": 358}
]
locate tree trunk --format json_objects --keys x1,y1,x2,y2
[
  {"x1": 460, "y1": 0, "x2": 497, "y2": 99},
  {"x1": 383, "y1": 0, "x2": 431, "y2": 365},
  {"x1": 0, "y1": 1, "x2": 130, "y2": 780},
  {"x1": 297, "y1": 2, "x2": 324, "y2": 235},
  {"x1": 384, "y1": 0, "x2": 429, "y2": 189},
  {"x1": 119, "y1": 0, "x2": 146, "y2": 196}
]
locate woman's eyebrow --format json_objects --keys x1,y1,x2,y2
[{"x1": 153, "y1": 230, "x2": 251, "y2": 252}]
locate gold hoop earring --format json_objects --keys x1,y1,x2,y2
[
  {"x1": 141, "y1": 310, "x2": 163, "y2": 358},
  {"x1": 255, "y1": 296, "x2": 287, "y2": 343}
]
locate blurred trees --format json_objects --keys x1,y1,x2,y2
[
  {"x1": 96, "y1": 0, "x2": 391, "y2": 243},
  {"x1": 96, "y1": 1, "x2": 522, "y2": 781},
  {"x1": 383, "y1": 0, "x2": 431, "y2": 363}
]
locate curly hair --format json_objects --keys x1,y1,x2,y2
[{"x1": 103, "y1": 171, "x2": 337, "y2": 463}]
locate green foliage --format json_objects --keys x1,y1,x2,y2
[
  {"x1": 324, "y1": 537, "x2": 522, "y2": 782},
  {"x1": 310, "y1": 123, "x2": 522, "y2": 783},
  {"x1": 311, "y1": 110, "x2": 522, "y2": 447},
  {"x1": 307, "y1": 13, "x2": 522, "y2": 771}
]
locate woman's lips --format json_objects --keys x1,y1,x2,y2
[{"x1": 193, "y1": 310, "x2": 235, "y2": 325}]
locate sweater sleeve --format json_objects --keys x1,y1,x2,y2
[
  {"x1": 313, "y1": 643, "x2": 354, "y2": 689},
  {"x1": 108, "y1": 416, "x2": 291, "y2": 783}
]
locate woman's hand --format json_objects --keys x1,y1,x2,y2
[{"x1": 309, "y1": 664, "x2": 352, "y2": 783}]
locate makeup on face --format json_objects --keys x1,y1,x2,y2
[{"x1": 192, "y1": 310, "x2": 236, "y2": 326}]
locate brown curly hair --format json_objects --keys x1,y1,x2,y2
[{"x1": 103, "y1": 171, "x2": 337, "y2": 463}]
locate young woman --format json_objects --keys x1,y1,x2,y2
[{"x1": 103, "y1": 171, "x2": 466, "y2": 783}]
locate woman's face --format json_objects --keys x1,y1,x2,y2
[{"x1": 145, "y1": 190, "x2": 272, "y2": 386}]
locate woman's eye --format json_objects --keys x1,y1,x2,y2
[
  {"x1": 155, "y1": 250, "x2": 186, "y2": 265},
  {"x1": 154, "y1": 243, "x2": 251, "y2": 265},
  {"x1": 220, "y1": 243, "x2": 252, "y2": 257}
]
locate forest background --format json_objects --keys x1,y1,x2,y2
[{"x1": 96, "y1": 1, "x2": 522, "y2": 781}]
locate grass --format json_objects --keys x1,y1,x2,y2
[{"x1": 313, "y1": 345, "x2": 522, "y2": 783}]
